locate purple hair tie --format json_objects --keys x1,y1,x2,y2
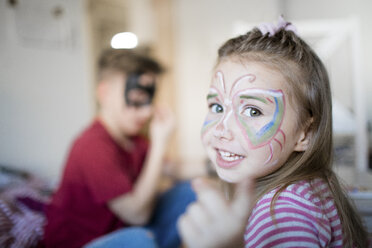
[{"x1": 258, "y1": 15, "x2": 298, "y2": 37}]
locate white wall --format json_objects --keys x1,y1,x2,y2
[
  {"x1": 282, "y1": 0, "x2": 372, "y2": 185},
  {"x1": 283, "y1": 0, "x2": 372, "y2": 147},
  {"x1": 0, "y1": 0, "x2": 94, "y2": 183},
  {"x1": 172, "y1": 0, "x2": 281, "y2": 165}
]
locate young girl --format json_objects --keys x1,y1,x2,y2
[{"x1": 178, "y1": 17, "x2": 369, "y2": 248}]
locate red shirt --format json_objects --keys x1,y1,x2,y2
[{"x1": 44, "y1": 120, "x2": 148, "y2": 248}]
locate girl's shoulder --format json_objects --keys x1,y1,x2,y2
[
  {"x1": 252, "y1": 179, "x2": 339, "y2": 226},
  {"x1": 260, "y1": 178, "x2": 332, "y2": 206},
  {"x1": 245, "y1": 179, "x2": 343, "y2": 248},
  {"x1": 280, "y1": 178, "x2": 333, "y2": 205}
]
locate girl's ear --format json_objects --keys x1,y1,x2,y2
[{"x1": 293, "y1": 118, "x2": 313, "y2": 152}]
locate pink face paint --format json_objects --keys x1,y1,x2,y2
[
  {"x1": 202, "y1": 72, "x2": 256, "y2": 136},
  {"x1": 273, "y1": 138, "x2": 283, "y2": 151},
  {"x1": 233, "y1": 88, "x2": 285, "y2": 148},
  {"x1": 266, "y1": 97, "x2": 274, "y2": 104},
  {"x1": 263, "y1": 142, "x2": 274, "y2": 165},
  {"x1": 232, "y1": 88, "x2": 287, "y2": 166},
  {"x1": 202, "y1": 71, "x2": 287, "y2": 167},
  {"x1": 229, "y1": 74, "x2": 256, "y2": 97},
  {"x1": 279, "y1": 129, "x2": 286, "y2": 144}
]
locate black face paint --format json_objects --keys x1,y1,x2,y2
[{"x1": 125, "y1": 73, "x2": 156, "y2": 107}]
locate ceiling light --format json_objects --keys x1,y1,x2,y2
[{"x1": 110, "y1": 32, "x2": 138, "y2": 49}]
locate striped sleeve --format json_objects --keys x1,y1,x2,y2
[{"x1": 244, "y1": 186, "x2": 333, "y2": 248}]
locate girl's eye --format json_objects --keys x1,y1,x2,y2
[
  {"x1": 242, "y1": 107, "x2": 262, "y2": 117},
  {"x1": 210, "y1": 103, "x2": 223, "y2": 114}
]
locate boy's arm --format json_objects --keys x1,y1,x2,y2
[{"x1": 108, "y1": 107, "x2": 174, "y2": 225}]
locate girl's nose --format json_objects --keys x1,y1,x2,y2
[{"x1": 213, "y1": 119, "x2": 233, "y2": 141}]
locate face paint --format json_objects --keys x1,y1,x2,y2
[
  {"x1": 233, "y1": 88, "x2": 285, "y2": 148},
  {"x1": 201, "y1": 87, "x2": 224, "y2": 135},
  {"x1": 201, "y1": 71, "x2": 257, "y2": 138},
  {"x1": 125, "y1": 73, "x2": 156, "y2": 107},
  {"x1": 233, "y1": 88, "x2": 286, "y2": 165},
  {"x1": 203, "y1": 70, "x2": 286, "y2": 148},
  {"x1": 201, "y1": 60, "x2": 301, "y2": 182},
  {"x1": 202, "y1": 71, "x2": 287, "y2": 165}
]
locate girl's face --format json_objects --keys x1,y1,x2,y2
[{"x1": 201, "y1": 58, "x2": 307, "y2": 183}]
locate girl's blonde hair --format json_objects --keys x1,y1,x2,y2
[{"x1": 218, "y1": 27, "x2": 368, "y2": 247}]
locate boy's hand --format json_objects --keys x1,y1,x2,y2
[
  {"x1": 149, "y1": 106, "x2": 175, "y2": 149},
  {"x1": 178, "y1": 178, "x2": 254, "y2": 248}
]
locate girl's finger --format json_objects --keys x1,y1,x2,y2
[
  {"x1": 177, "y1": 215, "x2": 199, "y2": 247},
  {"x1": 192, "y1": 178, "x2": 229, "y2": 218},
  {"x1": 185, "y1": 202, "x2": 211, "y2": 234}
]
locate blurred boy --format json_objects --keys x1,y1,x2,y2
[{"x1": 44, "y1": 50, "x2": 195, "y2": 248}]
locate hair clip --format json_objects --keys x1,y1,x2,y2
[{"x1": 258, "y1": 15, "x2": 298, "y2": 37}]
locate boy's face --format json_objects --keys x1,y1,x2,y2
[
  {"x1": 201, "y1": 59, "x2": 304, "y2": 183},
  {"x1": 102, "y1": 72, "x2": 156, "y2": 136}
]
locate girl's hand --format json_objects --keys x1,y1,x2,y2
[{"x1": 178, "y1": 178, "x2": 254, "y2": 248}]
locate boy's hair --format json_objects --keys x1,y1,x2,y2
[
  {"x1": 97, "y1": 49, "x2": 163, "y2": 82},
  {"x1": 218, "y1": 28, "x2": 368, "y2": 247}
]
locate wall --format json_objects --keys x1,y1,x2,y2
[
  {"x1": 282, "y1": 0, "x2": 372, "y2": 185},
  {"x1": 0, "y1": 0, "x2": 94, "y2": 183},
  {"x1": 283, "y1": 0, "x2": 372, "y2": 144}
]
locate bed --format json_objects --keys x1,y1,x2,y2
[{"x1": 0, "y1": 165, "x2": 52, "y2": 247}]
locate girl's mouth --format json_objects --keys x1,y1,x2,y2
[{"x1": 215, "y1": 149, "x2": 245, "y2": 169}]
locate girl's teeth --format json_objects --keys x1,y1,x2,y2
[{"x1": 218, "y1": 150, "x2": 244, "y2": 161}]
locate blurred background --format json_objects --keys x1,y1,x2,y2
[{"x1": 0, "y1": 0, "x2": 372, "y2": 191}]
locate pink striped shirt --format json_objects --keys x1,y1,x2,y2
[{"x1": 245, "y1": 179, "x2": 343, "y2": 247}]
